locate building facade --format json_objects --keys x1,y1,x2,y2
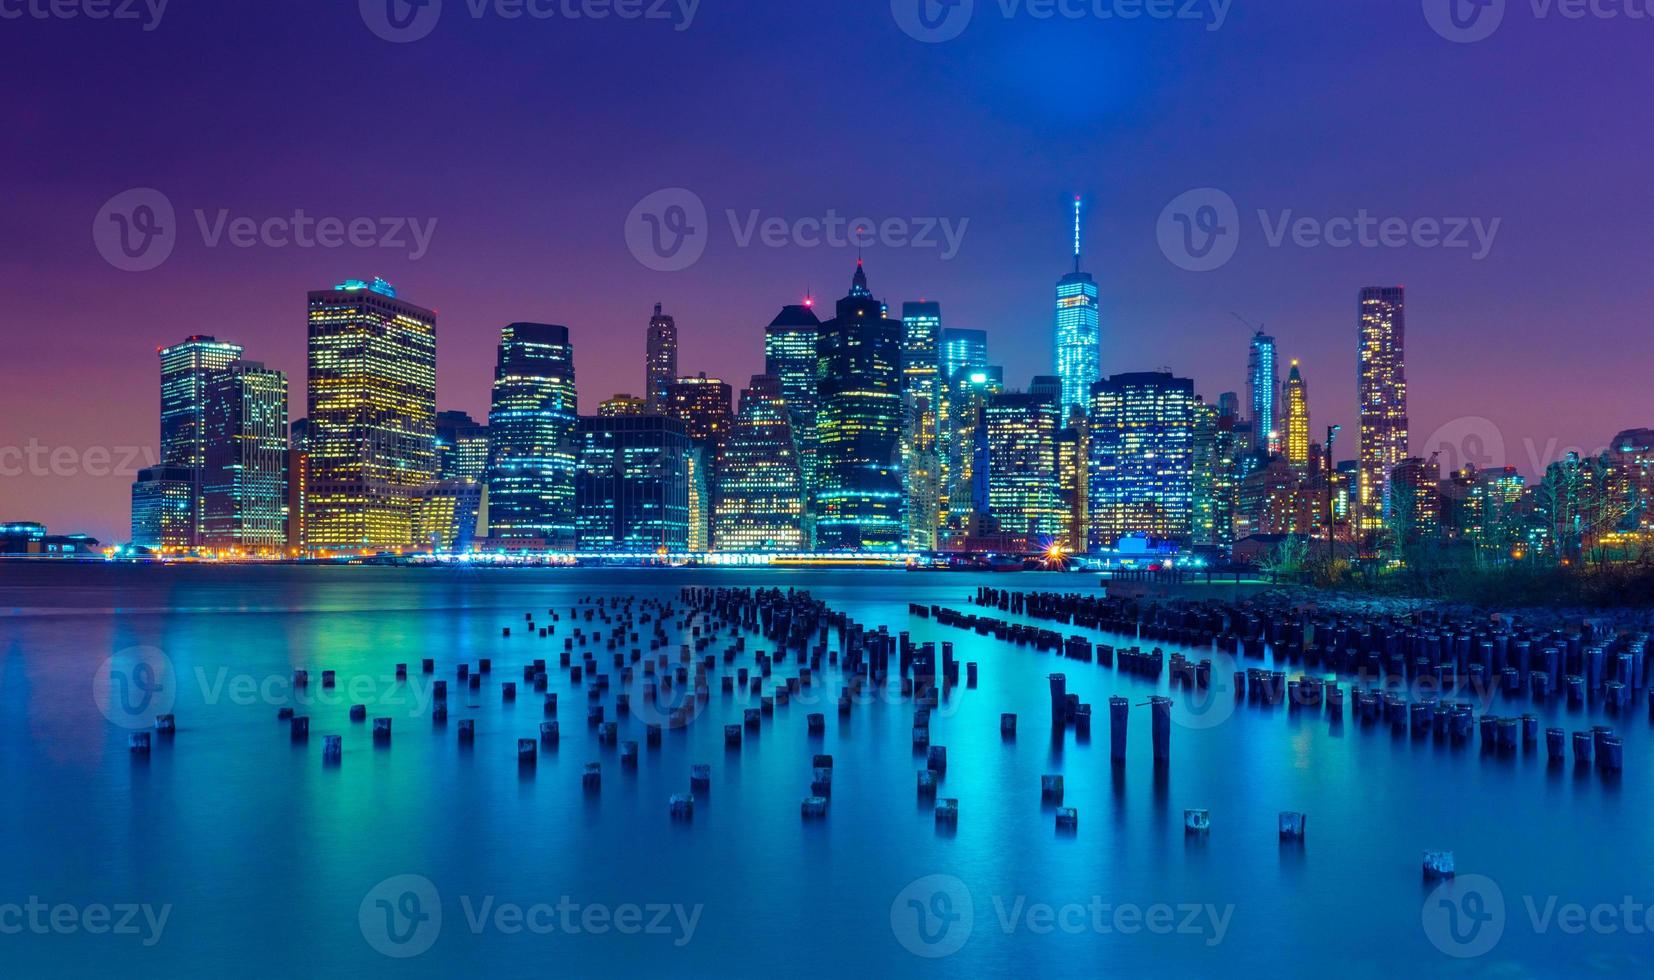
[
  {"x1": 201, "y1": 362, "x2": 289, "y2": 553},
  {"x1": 156, "y1": 335, "x2": 244, "y2": 544},
  {"x1": 574, "y1": 415, "x2": 691, "y2": 553},
  {"x1": 813, "y1": 262, "x2": 906, "y2": 551},
  {"x1": 1248, "y1": 331, "x2": 1279, "y2": 457},
  {"x1": 1087, "y1": 372, "x2": 1197, "y2": 547},
  {"x1": 305, "y1": 278, "x2": 437, "y2": 553},
  {"x1": 713, "y1": 375, "x2": 806, "y2": 552},
  {"x1": 1358, "y1": 286, "x2": 1409, "y2": 535},
  {"x1": 486, "y1": 322, "x2": 579, "y2": 547},
  {"x1": 1283, "y1": 360, "x2": 1310, "y2": 475},
  {"x1": 644, "y1": 303, "x2": 677, "y2": 409}
]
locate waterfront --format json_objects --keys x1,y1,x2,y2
[{"x1": 2, "y1": 564, "x2": 1651, "y2": 978}]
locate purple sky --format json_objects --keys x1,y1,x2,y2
[{"x1": 2, "y1": 0, "x2": 1650, "y2": 542}]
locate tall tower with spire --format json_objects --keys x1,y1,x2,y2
[
  {"x1": 644, "y1": 303, "x2": 677, "y2": 409},
  {"x1": 813, "y1": 260, "x2": 906, "y2": 551},
  {"x1": 1283, "y1": 360, "x2": 1310, "y2": 475},
  {"x1": 1054, "y1": 197, "x2": 1101, "y2": 418}
]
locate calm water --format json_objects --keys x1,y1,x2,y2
[{"x1": 1, "y1": 564, "x2": 1650, "y2": 979}]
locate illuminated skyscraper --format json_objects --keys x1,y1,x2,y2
[
  {"x1": 765, "y1": 301, "x2": 822, "y2": 538},
  {"x1": 713, "y1": 375, "x2": 805, "y2": 552},
  {"x1": 901, "y1": 302, "x2": 943, "y2": 550},
  {"x1": 305, "y1": 279, "x2": 436, "y2": 553},
  {"x1": 153, "y1": 335, "x2": 243, "y2": 544},
  {"x1": 813, "y1": 261, "x2": 906, "y2": 551},
  {"x1": 983, "y1": 389, "x2": 1065, "y2": 550},
  {"x1": 1388, "y1": 455, "x2": 1440, "y2": 546},
  {"x1": 1087, "y1": 372, "x2": 1197, "y2": 547},
  {"x1": 663, "y1": 373, "x2": 732, "y2": 550},
  {"x1": 435, "y1": 410, "x2": 489, "y2": 483},
  {"x1": 644, "y1": 303, "x2": 678, "y2": 409},
  {"x1": 1283, "y1": 361, "x2": 1310, "y2": 475},
  {"x1": 663, "y1": 374, "x2": 733, "y2": 445},
  {"x1": 941, "y1": 365, "x2": 1003, "y2": 539},
  {"x1": 130, "y1": 466, "x2": 195, "y2": 551},
  {"x1": 940, "y1": 328, "x2": 987, "y2": 386},
  {"x1": 574, "y1": 414, "x2": 691, "y2": 553},
  {"x1": 201, "y1": 362, "x2": 289, "y2": 553},
  {"x1": 1248, "y1": 331, "x2": 1279, "y2": 456},
  {"x1": 1358, "y1": 287, "x2": 1408, "y2": 534},
  {"x1": 485, "y1": 322, "x2": 578, "y2": 547},
  {"x1": 901, "y1": 301, "x2": 942, "y2": 401},
  {"x1": 1054, "y1": 197, "x2": 1101, "y2": 417}
]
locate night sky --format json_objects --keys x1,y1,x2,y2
[{"x1": 3, "y1": 0, "x2": 1650, "y2": 542}]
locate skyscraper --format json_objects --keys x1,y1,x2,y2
[
  {"x1": 1088, "y1": 372, "x2": 1197, "y2": 547},
  {"x1": 153, "y1": 334, "x2": 243, "y2": 544},
  {"x1": 201, "y1": 361, "x2": 289, "y2": 553},
  {"x1": 130, "y1": 466, "x2": 195, "y2": 551},
  {"x1": 901, "y1": 301, "x2": 942, "y2": 401},
  {"x1": 983, "y1": 389, "x2": 1065, "y2": 550},
  {"x1": 574, "y1": 414, "x2": 691, "y2": 553},
  {"x1": 1358, "y1": 286, "x2": 1408, "y2": 534},
  {"x1": 939, "y1": 328, "x2": 988, "y2": 386},
  {"x1": 813, "y1": 261, "x2": 906, "y2": 552},
  {"x1": 644, "y1": 303, "x2": 678, "y2": 409},
  {"x1": 941, "y1": 365, "x2": 1003, "y2": 539},
  {"x1": 663, "y1": 374, "x2": 733, "y2": 445},
  {"x1": 713, "y1": 375, "x2": 806, "y2": 552},
  {"x1": 1054, "y1": 197, "x2": 1101, "y2": 417},
  {"x1": 663, "y1": 373, "x2": 733, "y2": 551},
  {"x1": 901, "y1": 302, "x2": 943, "y2": 551},
  {"x1": 1248, "y1": 331, "x2": 1279, "y2": 457},
  {"x1": 485, "y1": 322, "x2": 578, "y2": 546},
  {"x1": 305, "y1": 278, "x2": 437, "y2": 553},
  {"x1": 1283, "y1": 360, "x2": 1310, "y2": 475},
  {"x1": 765, "y1": 301, "x2": 822, "y2": 534}
]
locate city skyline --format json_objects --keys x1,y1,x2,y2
[{"x1": 12, "y1": 258, "x2": 1650, "y2": 545}]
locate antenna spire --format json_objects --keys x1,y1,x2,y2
[{"x1": 1073, "y1": 196, "x2": 1083, "y2": 274}]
